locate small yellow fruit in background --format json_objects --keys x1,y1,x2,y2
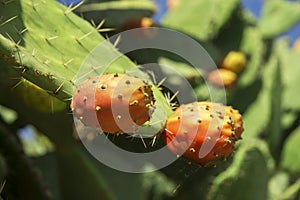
[
  {"x1": 167, "y1": 0, "x2": 181, "y2": 9},
  {"x1": 292, "y1": 37, "x2": 300, "y2": 53},
  {"x1": 221, "y1": 51, "x2": 247, "y2": 74},
  {"x1": 208, "y1": 69, "x2": 237, "y2": 88},
  {"x1": 13, "y1": 78, "x2": 66, "y2": 113}
]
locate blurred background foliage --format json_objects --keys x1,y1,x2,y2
[{"x1": 1, "y1": 0, "x2": 300, "y2": 199}]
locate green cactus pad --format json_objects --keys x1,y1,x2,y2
[
  {"x1": 207, "y1": 139, "x2": 274, "y2": 200},
  {"x1": 13, "y1": 78, "x2": 66, "y2": 113},
  {"x1": 239, "y1": 27, "x2": 265, "y2": 88},
  {"x1": 161, "y1": 0, "x2": 240, "y2": 41},
  {"x1": 274, "y1": 39, "x2": 300, "y2": 111},
  {"x1": 281, "y1": 126, "x2": 300, "y2": 174},
  {"x1": 258, "y1": 0, "x2": 300, "y2": 39},
  {"x1": 75, "y1": 0, "x2": 155, "y2": 28}
]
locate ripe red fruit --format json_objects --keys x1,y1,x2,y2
[
  {"x1": 164, "y1": 102, "x2": 243, "y2": 166},
  {"x1": 70, "y1": 74, "x2": 155, "y2": 134}
]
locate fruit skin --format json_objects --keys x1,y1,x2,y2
[
  {"x1": 221, "y1": 51, "x2": 247, "y2": 74},
  {"x1": 164, "y1": 102, "x2": 243, "y2": 166},
  {"x1": 208, "y1": 68, "x2": 237, "y2": 88},
  {"x1": 70, "y1": 73, "x2": 155, "y2": 134}
]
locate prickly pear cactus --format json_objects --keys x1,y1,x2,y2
[{"x1": 0, "y1": 0, "x2": 172, "y2": 135}]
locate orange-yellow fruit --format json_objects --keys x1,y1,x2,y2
[
  {"x1": 221, "y1": 51, "x2": 247, "y2": 74},
  {"x1": 208, "y1": 69, "x2": 237, "y2": 88},
  {"x1": 164, "y1": 102, "x2": 243, "y2": 166},
  {"x1": 123, "y1": 17, "x2": 154, "y2": 30},
  {"x1": 70, "y1": 74, "x2": 155, "y2": 134},
  {"x1": 292, "y1": 37, "x2": 300, "y2": 52},
  {"x1": 167, "y1": 0, "x2": 181, "y2": 9}
]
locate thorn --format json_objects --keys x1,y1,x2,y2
[
  {"x1": 45, "y1": 35, "x2": 58, "y2": 43},
  {"x1": 11, "y1": 79, "x2": 23, "y2": 90},
  {"x1": 98, "y1": 28, "x2": 115, "y2": 33},
  {"x1": 113, "y1": 35, "x2": 121, "y2": 48},
  {"x1": 165, "y1": 128, "x2": 173, "y2": 135},
  {"x1": 31, "y1": 48, "x2": 36, "y2": 57},
  {"x1": 0, "y1": 15, "x2": 17, "y2": 27},
  {"x1": 151, "y1": 135, "x2": 157, "y2": 147},
  {"x1": 76, "y1": 31, "x2": 93, "y2": 43},
  {"x1": 64, "y1": 0, "x2": 84, "y2": 15},
  {"x1": 74, "y1": 68, "x2": 94, "y2": 83},
  {"x1": 139, "y1": 134, "x2": 147, "y2": 148},
  {"x1": 0, "y1": 180, "x2": 6, "y2": 193},
  {"x1": 169, "y1": 90, "x2": 179, "y2": 102},
  {"x1": 14, "y1": 47, "x2": 23, "y2": 66},
  {"x1": 64, "y1": 97, "x2": 73, "y2": 102},
  {"x1": 157, "y1": 77, "x2": 167, "y2": 87},
  {"x1": 147, "y1": 70, "x2": 157, "y2": 84},
  {"x1": 54, "y1": 81, "x2": 65, "y2": 95},
  {"x1": 63, "y1": 58, "x2": 74, "y2": 67},
  {"x1": 5, "y1": 32, "x2": 16, "y2": 44},
  {"x1": 16, "y1": 39, "x2": 21, "y2": 46},
  {"x1": 91, "y1": 19, "x2": 96, "y2": 28},
  {"x1": 96, "y1": 19, "x2": 105, "y2": 30}
]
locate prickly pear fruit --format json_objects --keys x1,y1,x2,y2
[
  {"x1": 70, "y1": 73, "x2": 155, "y2": 134},
  {"x1": 221, "y1": 51, "x2": 247, "y2": 74},
  {"x1": 164, "y1": 102, "x2": 243, "y2": 167},
  {"x1": 292, "y1": 37, "x2": 300, "y2": 52},
  {"x1": 208, "y1": 69, "x2": 237, "y2": 88},
  {"x1": 167, "y1": 0, "x2": 181, "y2": 9},
  {"x1": 13, "y1": 78, "x2": 66, "y2": 113}
]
